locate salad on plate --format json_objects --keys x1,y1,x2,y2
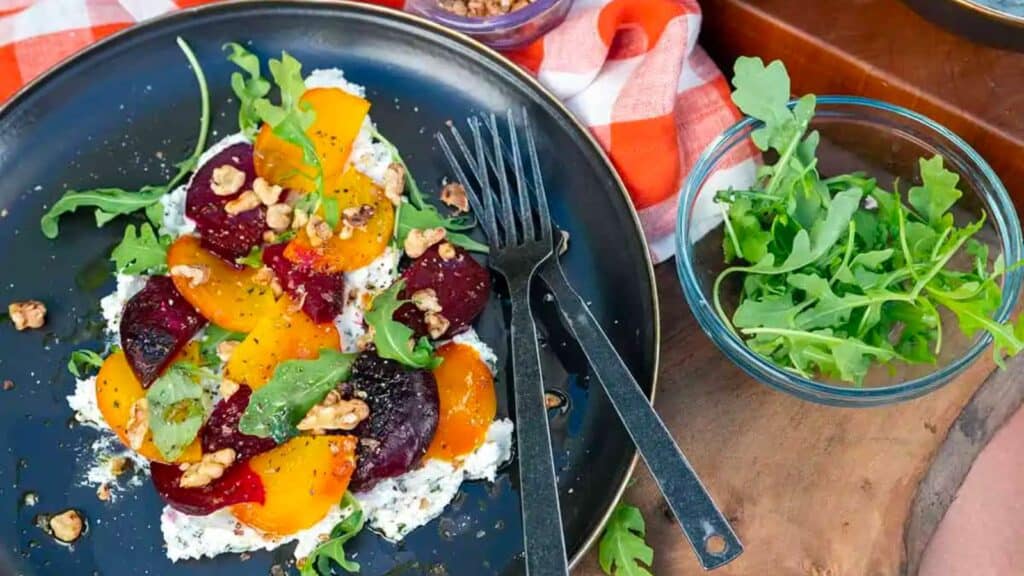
[{"x1": 46, "y1": 38, "x2": 511, "y2": 572}]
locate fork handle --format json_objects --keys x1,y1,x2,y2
[
  {"x1": 507, "y1": 277, "x2": 570, "y2": 576},
  {"x1": 538, "y1": 264, "x2": 743, "y2": 570}
]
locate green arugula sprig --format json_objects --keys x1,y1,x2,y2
[
  {"x1": 67, "y1": 349, "x2": 104, "y2": 378},
  {"x1": 40, "y1": 37, "x2": 209, "y2": 239},
  {"x1": 714, "y1": 57, "x2": 1024, "y2": 384},
  {"x1": 146, "y1": 362, "x2": 213, "y2": 461},
  {"x1": 224, "y1": 42, "x2": 271, "y2": 138},
  {"x1": 598, "y1": 504, "x2": 654, "y2": 576},
  {"x1": 364, "y1": 280, "x2": 440, "y2": 369},
  {"x1": 239, "y1": 349, "x2": 356, "y2": 443},
  {"x1": 111, "y1": 223, "x2": 171, "y2": 275},
  {"x1": 300, "y1": 493, "x2": 365, "y2": 575}
]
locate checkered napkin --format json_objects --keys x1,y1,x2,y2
[{"x1": 0, "y1": 0, "x2": 751, "y2": 262}]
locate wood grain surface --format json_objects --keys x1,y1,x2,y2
[
  {"x1": 698, "y1": 0, "x2": 1024, "y2": 212},
  {"x1": 577, "y1": 264, "x2": 1011, "y2": 576}
]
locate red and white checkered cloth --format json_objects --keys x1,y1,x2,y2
[{"x1": 0, "y1": 0, "x2": 750, "y2": 262}]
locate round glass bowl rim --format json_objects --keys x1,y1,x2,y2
[
  {"x1": 675, "y1": 95, "x2": 1024, "y2": 404},
  {"x1": 408, "y1": 0, "x2": 564, "y2": 32}
]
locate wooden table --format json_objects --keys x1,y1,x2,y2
[{"x1": 575, "y1": 2, "x2": 1024, "y2": 573}]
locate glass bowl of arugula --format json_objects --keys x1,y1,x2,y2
[{"x1": 676, "y1": 57, "x2": 1024, "y2": 406}]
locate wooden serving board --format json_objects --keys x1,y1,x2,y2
[{"x1": 576, "y1": 265, "x2": 1023, "y2": 576}]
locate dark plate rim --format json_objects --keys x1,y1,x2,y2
[{"x1": 0, "y1": 0, "x2": 662, "y2": 569}]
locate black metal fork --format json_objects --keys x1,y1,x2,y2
[{"x1": 437, "y1": 111, "x2": 568, "y2": 576}]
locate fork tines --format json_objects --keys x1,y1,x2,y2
[{"x1": 436, "y1": 110, "x2": 552, "y2": 249}]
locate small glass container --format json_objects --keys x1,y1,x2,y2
[{"x1": 407, "y1": 0, "x2": 573, "y2": 50}]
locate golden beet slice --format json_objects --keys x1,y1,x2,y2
[
  {"x1": 254, "y1": 87, "x2": 370, "y2": 192},
  {"x1": 232, "y1": 435, "x2": 357, "y2": 536},
  {"x1": 95, "y1": 350, "x2": 202, "y2": 463},
  {"x1": 166, "y1": 235, "x2": 277, "y2": 333},
  {"x1": 424, "y1": 343, "x2": 497, "y2": 462},
  {"x1": 223, "y1": 297, "x2": 341, "y2": 390},
  {"x1": 284, "y1": 167, "x2": 395, "y2": 273}
]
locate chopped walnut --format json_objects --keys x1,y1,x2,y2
[
  {"x1": 262, "y1": 230, "x2": 279, "y2": 243},
  {"x1": 270, "y1": 277, "x2": 284, "y2": 298},
  {"x1": 544, "y1": 392, "x2": 565, "y2": 409},
  {"x1": 306, "y1": 215, "x2": 332, "y2": 248},
  {"x1": 356, "y1": 325, "x2": 376, "y2": 351},
  {"x1": 266, "y1": 203, "x2": 293, "y2": 231},
  {"x1": 211, "y1": 165, "x2": 246, "y2": 197},
  {"x1": 291, "y1": 208, "x2": 310, "y2": 230},
  {"x1": 411, "y1": 288, "x2": 442, "y2": 313},
  {"x1": 253, "y1": 266, "x2": 275, "y2": 286},
  {"x1": 49, "y1": 509, "x2": 84, "y2": 543},
  {"x1": 337, "y1": 224, "x2": 355, "y2": 240},
  {"x1": 437, "y1": 242, "x2": 457, "y2": 261},
  {"x1": 125, "y1": 398, "x2": 149, "y2": 451},
  {"x1": 179, "y1": 448, "x2": 236, "y2": 489},
  {"x1": 404, "y1": 227, "x2": 446, "y2": 258},
  {"x1": 224, "y1": 190, "x2": 261, "y2": 215},
  {"x1": 296, "y1": 390, "x2": 370, "y2": 434},
  {"x1": 8, "y1": 300, "x2": 46, "y2": 331},
  {"x1": 2, "y1": 379, "x2": 13, "y2": 391},
  {"x1": 253, "y1": 177, "x2": 283, "y2": 206},
  {"x1": 440, "y1": 182, "x2": 470, "y2": 213},
  {"x1": 109, "y1": 456, "x2": 129, "y2": 477},
  {"x1": 383, "y1": 162, "x2": 405, "y2": 205},
  {"x1": 342, "y1": 204, "x2": 376, "y2": 229},
  {"x1": 96, "y1": 483, "x2": 111, "y2": 502},
  {"x1": 216, "y1": 341, "x2": 239, "y2": 363},
  {"x1": 220, "y1": 378, "x2": 241, "y2": 399},
  {"x1": 170, "y1": 264, "x2": 210, "y2": 288},
  {"x1": 425, "y1": 312, "x2": 450, "y2": 339},
  {"x1": 439, "y1": 0, "x2": 533, "y2": 16}
]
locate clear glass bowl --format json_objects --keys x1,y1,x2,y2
[
  {"x1": 407, "y1": 0, "x2": 573, "y2": 50},
  {"x1": 675, "y1": 96, "x2": 1023, "y2": 407}
]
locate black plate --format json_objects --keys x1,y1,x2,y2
[{"x1": 0, "y1": 2, "x2": 658, "y2": 575}]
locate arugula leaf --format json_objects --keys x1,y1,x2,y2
[
  {"x1": 40, "y1": 37, "x2": 209, "y2": 239},
  {"x1": 67, "y1": 349, "x2": 104, "y2": 378},
  {"x1": 235, "y1": 245, "x2": 264, "y2": 269},
  {"x1": 300, "y1": 493, "x2": 365, "y2": 575},
  {"x1": 239, "y1": 349, "x2": 356, "y2": 443},
  {"x1": 598, "y1": 504, "x2": 653, "y2": 576},
  {"x1": 908, "y1": 156, "x2": 961, "y2": 230},
  {"x1": 146, "y1": 362, "x2": 212, "y2": 461},
  {"x1": 111, "y1": 223, "x2": 171, "y2": 275},
  {"x1": 364, "y1": 281, "x2": 440, "y2": 369},
  {"x1": 199, "y1": 326, "x2": 246, "y2": 367},
  {"x1": 224, "y1": 42, "x2": 271, "y2": 138}
]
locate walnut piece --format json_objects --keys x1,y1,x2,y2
[
  {"x1": 411, "y1": 288, "x2": 442, "y2": 313},
  {"x1": 96, "y1": 483, "x2": 111, "y2": 502},
  {"x1": 253, "y1": 177, "x2": 283, "y2": 206},
  {"x1": 49, "y1": 509, "x2": 84, "y2": 543},
  {"x1": 425, "y1": 312, "x2": 450, "y2": 339},
  {"x1": 216, "y1": 341, "x2": 239, "y2": 363},
  {"x1": 8, "y1": 300, "x2": 46, "y2": 331},
  {"x1": 179, "y1": 448, "x2": 237, "y2": 489},
  {"x1": 437, "y1": 242, "x2": 457, "y2": 261},
  {"x1": 383, "y1": 162, "x2": 405, "y2": 205},
  {"x1": 170, "y1": 264, "x2": 210, "y2": 288},
  {"x1": 125, "y1": 398, "x2": 149, "y2": 451},
  {"x1": 342, "y1": 204, "x2": 376, "y2": 229},
  {"x1": 211, "y1": 165, "x2": 246, "y2": 197},
  {"x1": 404, "y1": 227, "x2": 446, "y2": 258},
  {"x1": 296, "y1": 390, "x2": 370, "y2": 434},
  {"x1": 224, "y1": 190, "x2": 261, "y2": 215},
  {"x1": 109, "y1": 456, "x2": 129, "y2": 477},
  {"x1": 220, "y1": 378, "x2": 241, "y2": 399},
  {"x1": 291, "y1": 208, "x2": 310, "y2": 230},
  {"x1": 306, "y1": 215, "x2": 333, "y2": 248},
  {"x1": 356, "y1": 325, "x2": 376, "y2": 352},
  {"x1": 253, "y1": 266, "x2": 276, "y2": 286},
  {"x1": 440, "y1": 182, "x2": 470, "y2": 213},
  {"x1": 266, "y1": 203, "x2": 293, "y2": 231}
]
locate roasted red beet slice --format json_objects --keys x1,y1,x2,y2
[
  {"x1": 262, "y1": 243, "x2": 346, "y2": 323},
  {"x1": 186, "y1": 142, "x2": 268, "y2": 262},
  {"x1": 151, "y1": 460, "x2": 265, "y2": 516},
  {"x1": 200, "y1": 385, "x2": 277, "y2": 462},
  {"x1": 120, "y1": 276, "x2": 206, "y2": 387},
  {"x1": 348, "y1": 350, "x2": 439, "y2": 492},
  {"x1": 394, "y1": 243, "x2": 491, "y2": 339}
]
